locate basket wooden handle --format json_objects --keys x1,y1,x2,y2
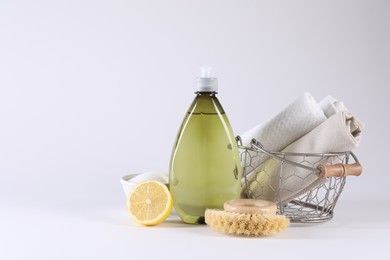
[{"x1": 318, "y1": 163, "x2": 363, "y2": 178}]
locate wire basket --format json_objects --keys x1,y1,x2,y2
[{"x1": 237, "y1": 137, "x2": 362, "y2": 223}]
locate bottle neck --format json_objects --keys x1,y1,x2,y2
[{"x1": 195, "y1": 91, "x2": 217, "y2": 96}]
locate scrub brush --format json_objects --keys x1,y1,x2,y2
[{"x1": 205, "y1": 199, "x2": 289, "y2": 237}]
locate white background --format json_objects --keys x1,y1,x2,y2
[{"x1": 1, "y1": 0, "x2": 389, "y2": 259}]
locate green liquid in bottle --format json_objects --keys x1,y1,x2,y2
[{"x1": 169, "y1": 92, "x2": 242, "y2": 224}]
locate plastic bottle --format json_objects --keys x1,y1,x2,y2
[{"x1": 169, "y1": 67, "x2": 242, "y2": 224}]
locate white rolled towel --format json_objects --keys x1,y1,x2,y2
[
  {"x1": 248, "y1": 111, "x2": 364, "y2": 203},
  {"x1": 240, "y1": 93, "x2": 326, "y2": 172}
]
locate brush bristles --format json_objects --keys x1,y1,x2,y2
[{"x1": 205, "y1": 209, "x2": 289, "y2": 237}]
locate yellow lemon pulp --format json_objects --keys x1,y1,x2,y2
[{"x1": 127, "y1": 180, "x2": 173, "y2": 226}]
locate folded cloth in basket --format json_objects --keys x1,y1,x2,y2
[
  {"x1": 240, "y1": 93, "x2": 326, "y2": 174},
  {"x1": 247, "y1": 111, "x2": 364, "y2": 203}
]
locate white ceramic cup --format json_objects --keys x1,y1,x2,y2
[
  {"x1": 120, "y1": 173, "x2": 141, "y2": 199},
  {"x1": 120, "y1": 171, "x2": 169, "y2": 199}
]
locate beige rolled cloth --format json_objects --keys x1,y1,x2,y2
[{"x1": 247, "y1": 111, "x2": 364, "y2": 203}]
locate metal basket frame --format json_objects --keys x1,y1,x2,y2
[{"x1": 236, "y1": 136, "x2": 359, "y2": 223}]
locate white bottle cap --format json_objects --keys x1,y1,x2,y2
[{"x1": 195, "y1": 66, "x2": 218, "y2": 93}]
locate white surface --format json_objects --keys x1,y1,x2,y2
[
  {"x1": 1, "y1": 0, "x2": 390, "y2": 259},
  {"x1": 2, "y1": 200, "x2": 390, "y2": 259}
]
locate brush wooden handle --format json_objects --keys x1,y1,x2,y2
[{"x1": 318, "y1": 163, "x2": 362, "y2": 178}]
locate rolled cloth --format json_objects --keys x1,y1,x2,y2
[
  {"x1": 247, "y1": 111, "x2": 364, "y2": 203},
  {"x1": 319, "y1": 95, "x2": 349, "y2": 118},
  {"x1": 240, "y1": 93, "x2": 326, "y2": 173}
]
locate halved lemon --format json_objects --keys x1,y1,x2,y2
[{"x1": 127, "y1": 180, "x2": 173, "y2": 226}]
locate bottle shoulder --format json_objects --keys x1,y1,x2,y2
[{"x1": 187, "y1": 93, "x2": 225, "y2": 114}]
